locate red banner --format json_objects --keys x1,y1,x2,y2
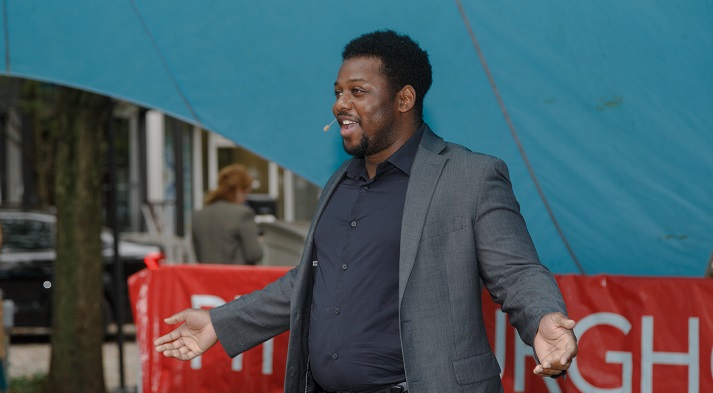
[
  {"x1": 130, "y1": 267, "x2": 713, "y2": 393},
  {"x1": 484, "y1": 274, "x2": 713, "y2": 393},
  {"x1": 128, "y1": 265, "x2": 291, "y2": 393}
]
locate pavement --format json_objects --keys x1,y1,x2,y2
[{"x1": 5, "y1": 327, "x2": 141, "y2": 392}]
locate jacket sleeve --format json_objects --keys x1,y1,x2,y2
[
  {"x1": 475, "y1": 158, "x2": 567, "y2": 346},
  {"x1": 236, "y1": 207, "x2": 264, "y2": 265},
  {"x1": 210, "y1": 265, "x2": 299, "y2": 357}
]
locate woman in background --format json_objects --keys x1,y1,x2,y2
[{"x1": 191, "y1": 164, "x2": 263, "y2": 265}]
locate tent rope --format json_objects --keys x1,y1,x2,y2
[
  {"x1": 3, "y1": 0, "x2": 10, "y2": 72},
  {"x1": 128, "y1": 0, "x2": 202, "y2": 126},
  {"x1": 455, "y1": 0, "x2": 585, "y2": 274}
]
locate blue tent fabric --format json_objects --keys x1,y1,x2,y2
[{"x1": 2, "y1": 1, "x2": 712, "y2": 276}]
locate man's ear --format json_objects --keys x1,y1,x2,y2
[{"x1": 397, "y1": 85, "x2": 417, "y2": 113}]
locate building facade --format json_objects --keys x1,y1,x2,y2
[{"x1": 0, "y1": 79, "x2": 319, "y2": 264}]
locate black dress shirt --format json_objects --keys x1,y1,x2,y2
[{"x1": 309, "y1": 125, "x2": 425, "y2": 392}]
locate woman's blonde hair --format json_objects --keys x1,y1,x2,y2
[{"x1": 204, "y1": 164, "x2": 253, "y2": 205}]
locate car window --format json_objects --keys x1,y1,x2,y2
[{"x1": 0, "y1": 218, "x2": 55, "y2": 251}]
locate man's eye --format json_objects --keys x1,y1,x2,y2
[
  {"x1": 351, "y1": 88, "x2": 365, "y2": 95},
  {"x1": 334, "y1": 90, "x2": 343, "y2": 98}
]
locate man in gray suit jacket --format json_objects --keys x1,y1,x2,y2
[{"x1": 155, "y1": 30, "x2": 577, "y2": 393}]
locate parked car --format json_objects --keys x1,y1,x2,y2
[{"x1": 0, "y1": 209, "x2": 163, "y2": 335}]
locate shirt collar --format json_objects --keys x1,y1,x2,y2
[{"x1": 345, "y1": 123, "x2": 426, "y2": 179}]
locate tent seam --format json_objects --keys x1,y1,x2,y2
[
  {"x1": 3, "y1": 0, "x2": 10, "y2": 72},
  {"x1": 127, "y1": 0, "x2": 202, "y2": 126},
  {"x1": 455, "y1": 0, "x2": 585, "y2": 274}
]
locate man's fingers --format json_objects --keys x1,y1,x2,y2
[
  {"x1": 154, "y1": 327, "x2": 183, "y2": 347},
  {"x1": 154, "y1": 310, "x2": 191, "y2": 347},
  {"x1": 560, "y1": 334, "x2": 579, "y2": 364},
  {"x1": 561, "y1": 352, "x2": 575, "y2": 366},
  {"x1": 551, "y1": 313, "x2": 576, "y2": 330},
  {"x1": 535, "y1": 350, "x2": 573, "y2": 376},
  {"x1": 153, "y1": 309, "x2": 212, "y2": 360},
  {"x1": 162, "y1": 349, "x2": 184, "y2": 360},
  {"x1": 159, "y1": 342, "x2": 200, "y2": 360},
  {"x1": 561, "y1": 317, "x2": 576, "y2": 330},
  {"x1": 155, "y1": 335, "x2": 203, "y2": 360},
  {"x1": 534, "y1": 365, "x2": 561, "y2": 376},
  {"x1": 163, "y1": 309, "x2": 189, "y2": 325},
  {"x1": 533, "y1": 362, "x2": 570, "y2": 376},
  {"x1": 155, "y1": 337, "x2": 182, "y2": 352},
  {"x1": 153, "y1": 334, "x2": 172, "y2": 347}
]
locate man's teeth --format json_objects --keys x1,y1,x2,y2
[{"x1": 343, "y1": 120, "x2": 355, "y2": 125}]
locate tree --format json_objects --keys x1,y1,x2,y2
[
  {"x1": 45, "y1": 86, "x2": 110, "y2": 393},
  {"x1": 22, "y1": 81, "x2": 58, "y2": 210}
]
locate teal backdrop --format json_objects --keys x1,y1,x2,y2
[{"x1": 2, "y1": 1, "x2": 711, "y2": 276}]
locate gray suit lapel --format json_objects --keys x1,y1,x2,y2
[
  {"x1": 315, "y1": 161, "x2": 349, "y2": 224},
  {"x1": 399, "y1": 127, "x2": 447, "y2": 303},
  {"x1": 302, "y1": 160, "x2": 350, "y2": 262}
]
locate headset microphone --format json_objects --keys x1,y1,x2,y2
[{"x1": 323, "y1": 119, "x2": 336, "y2": 132}]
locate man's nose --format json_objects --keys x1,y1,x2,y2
[{"x1": 334, "y1": 93, "x2": 352, "y2": 111}]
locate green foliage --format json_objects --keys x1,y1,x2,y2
[{"x1": 8, "y1": 374, "x2": 47, "y2": 393}]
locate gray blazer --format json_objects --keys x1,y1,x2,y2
[
  {"x1": 211, "y1": 126, "x2": 566, "y2": 392},
  {"x1": 191, "y1": 200, "x2": 263, "y2": 265}
]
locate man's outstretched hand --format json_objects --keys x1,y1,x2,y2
[
  {"x1": 154, "y1": 308, "x2": 218, "y2": 360},
  {"x1": 533, "y1": 312, "x2": 578, "y2": 378}
]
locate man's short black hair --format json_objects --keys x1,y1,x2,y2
[{"x1": 342, "y1": 30, "x2": 432, "y2": 119}]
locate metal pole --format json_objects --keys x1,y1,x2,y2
[{"x1": 107, "y1": 100, "x2": 126, "y2": 391}]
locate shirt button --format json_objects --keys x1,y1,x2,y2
[
  {"x1": 332, "y1": 353, "x2": 339, "y2": 360},
  {"x1": 350, "y1": 221, "x2": 357, "y2": 227},
  {"x1": 342, "y1": 264, "x2": 348, "y2": 270},
  {"x1": 335, "y1": 308, "x2": 341, "y2": 315},
  {"x1": 364, "y1": 185, "x2": 369, "y2": 190}
]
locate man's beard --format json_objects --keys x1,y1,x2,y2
[{"x1": 343, "y1": 123, "x2": 396, "y2": 158}]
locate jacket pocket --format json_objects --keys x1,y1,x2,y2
[
  {"x1": 422, "y1": 216, "x2": 464, "y2": 239},
  {"x1": 452, "y1": 352, "x2": 501, "y2": 385}
]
